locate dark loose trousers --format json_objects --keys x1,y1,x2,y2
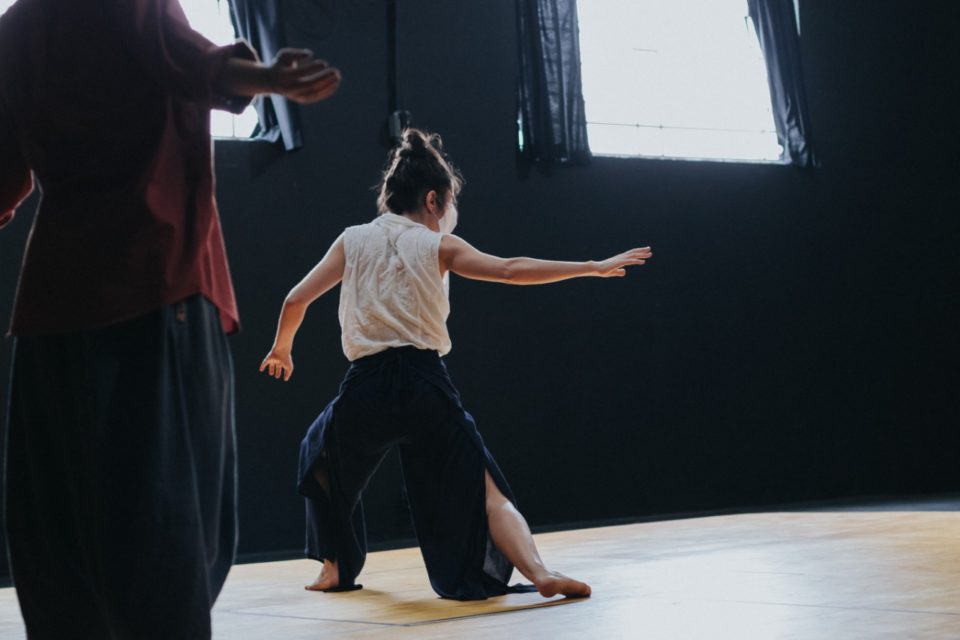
[
  {"x1": 298, "y1": 346, "x2": 536, "y2": 600},
  {"x1": 4, "y1": 295, "x2": 236, "y2": 640}
]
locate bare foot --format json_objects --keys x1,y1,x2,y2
[
  {"x1": 534, "y1": 571, "x2": 592, "y2": 598},
  {"x1": 305, "y1": 559, "x2": 339, "y2": 591}
]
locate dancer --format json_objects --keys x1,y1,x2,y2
[
  {"x1": 260, "y1": 128, "x2": 651, "y2": 600},
  {"x1": 0, "y1": 0, "x2": 340, "y2": 637}
]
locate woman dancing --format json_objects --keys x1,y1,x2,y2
[{"x1": 260, "y1": 128, "x2": 651, "y2": 600}]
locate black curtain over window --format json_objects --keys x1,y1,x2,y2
[
  {"x1": 228, "y1": 0, "x2": 303, "y2": 150},
  {"x1": 748, "y1": 0, "x2": 817, "y2": 167},
  {"x1": 516, "y1": 0, "x2": 590, "y2": 164}
]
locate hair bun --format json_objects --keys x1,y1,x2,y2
[
  {"x1": 376, "y1": 128, "x2": 462, "y2": 215},
  {"x1": 400, "y1": 128, "x2": 446, "y2": 157},
  {"x1": 401, "y1": 128, "x2": 428, "y2": 150}
]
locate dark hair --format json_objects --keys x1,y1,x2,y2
[{"x1": 376, "y1": 128, "x2": 462, "y2": 215}]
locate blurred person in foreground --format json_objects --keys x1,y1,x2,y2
[{"x1": 0, "y1": 0, "x2": 340, "y2": 637}]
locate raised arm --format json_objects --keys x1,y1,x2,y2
[
  {"x1": 260, "y1": 234, "x2": 346, "y2": 381},
  {"x1": 120, "y1": 0, "x2": 340, "y2": 111},
  {"x1": 214, "y1": 49, "x2": 342, "y2": 104},
  {"x1": 439, "y1": 234, "x2": 652, "y2": 285}
]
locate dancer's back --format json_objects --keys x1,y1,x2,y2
[{"x1": 339, "y1": 213, "x2": 451, "y2": 361}]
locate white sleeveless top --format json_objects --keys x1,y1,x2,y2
[{"x1": 338, "y1": 213, "x2": 451, "y2": 361}]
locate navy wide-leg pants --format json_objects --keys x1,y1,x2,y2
[
  {"x1": 298, "y1": 346, "x2": 535, "y2": 601},
  {"x1": 4, "y1": 295, "x2": 237, "y2": 640}
]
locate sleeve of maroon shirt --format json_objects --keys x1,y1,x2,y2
[
  {"x1": 120, "y1": 0, "x2": 259, "y2": 114},
  {"x1": 0, "y1": 99, "x2": 34, "y2": 230}
]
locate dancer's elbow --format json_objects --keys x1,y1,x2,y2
[
  {"x1": 283, "y1": 291, "x2": 310, "y2": 309},
  {"x1": 500, "y1": 258, "x2": 522, "y2": 283}
]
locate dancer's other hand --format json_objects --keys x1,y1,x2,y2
[
  {"x1": 594, "y1": 247, "x2": 653, "y2": 277},
  {"x1": 260, "y1": 348, "x2": 294, "y2": 381},
  {"x1": 269, "y1": 48, "x2": 341, "y2": 104}
]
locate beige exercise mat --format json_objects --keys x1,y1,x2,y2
[{"x1": 213, "y1": 550, "x2": 573, "y2": 628}]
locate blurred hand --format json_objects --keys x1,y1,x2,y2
[
  {"x1": 269, "y1": 48, "x2": 342, "y2": 104},
  {"x1": 595, "y1": 247, "x2": 653, "y2": 277},
  {"x1": 260, "y1": 348, "x2": 294, "y2": 381}
]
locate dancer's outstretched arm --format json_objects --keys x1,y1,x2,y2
[
  {"x1": 260, "y1": 235, "x2": 345, "y2": 380},
  {"x1": 440, "y1": 235, "x2": 651, "y2": 284}
]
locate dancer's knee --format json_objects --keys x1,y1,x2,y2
[{"x1": 484, "y1": 470, "x2": 509, "y2": 513}]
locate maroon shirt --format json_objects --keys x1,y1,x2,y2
[{"x1": 0, "y1": 0, "x2": 257, "y2": 336}]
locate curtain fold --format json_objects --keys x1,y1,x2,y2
[
  {"x1": 748, "y1": 0, "x2": 817, "y2": 167},
  {"x1": 516, "y1": 0, "x2": 590, "y2": 164},
  {"x1": 228, "y1": 0, "x2": 303, "y2": 150}
]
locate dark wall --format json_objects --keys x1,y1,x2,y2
[{"x1": 1, "y1": 0, "x2": 958, "y2": 566}]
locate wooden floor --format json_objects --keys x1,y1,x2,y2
[{"x1": 1, "y1": 509, "x2": 958, "y2": 639}]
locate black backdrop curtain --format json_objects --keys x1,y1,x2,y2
[
  {"x1": 748, "y1": 0, "x2": 817, "y2": 167},
  {"x1": 516, "y1": 0, "x2": 590, "y2": 164},
  {"x1": 228, "y1": 0, "x2": 303, "y2": 150}
]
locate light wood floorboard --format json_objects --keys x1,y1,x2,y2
[{"x1": 1, "y1": 510, "x2": 958, "y2": 639}]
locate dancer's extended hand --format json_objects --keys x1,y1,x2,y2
[
  {"x1": 260, "y1": 349, "x2": 294, "y2": 381},
  {"x1": 269, "y1": 48, "x2": 341, "y2": 104},
  {"x1": 594, "y1": 247, "x2": 653, "y2": 277}
]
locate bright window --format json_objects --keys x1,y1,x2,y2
[
  {"x1": 0, "y1": 0, "x2": 13, "y2": 17},
  {"x1": 178, "y1": 0, "x2": 258, "y2": 139},
  {"x1": 578, "y1": 0, "x2": 782, "y2": 162}
]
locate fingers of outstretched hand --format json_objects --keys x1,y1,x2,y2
[
  {"x1": 610, "y1": 247, "x2": 652, "y2": 271},
  {"x1": 284, "y1": 60, "x2": 333, "y2": 81},
  {"x1": 275, "y1": 63, "x2": 334, "y2": 93},
  {"x1": 274, "y1": 48, "x2": 314, "y2": 67},
  {"x1": 285, "y1": 69, "x2": 341, "y2": 103},
  {"x1": 618, "y1": 251, "x2": 648, "y2": 264},
  {"x1": 602, "y1": 256, "x2": 644, "y2": 271}
]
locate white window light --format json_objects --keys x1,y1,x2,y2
[
  {"x1": 578, "y1": 0, "x2": 782, "y2": 162},
  {"x1": 179, "y1": 0, "x2": 258, "y2": 139}
]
